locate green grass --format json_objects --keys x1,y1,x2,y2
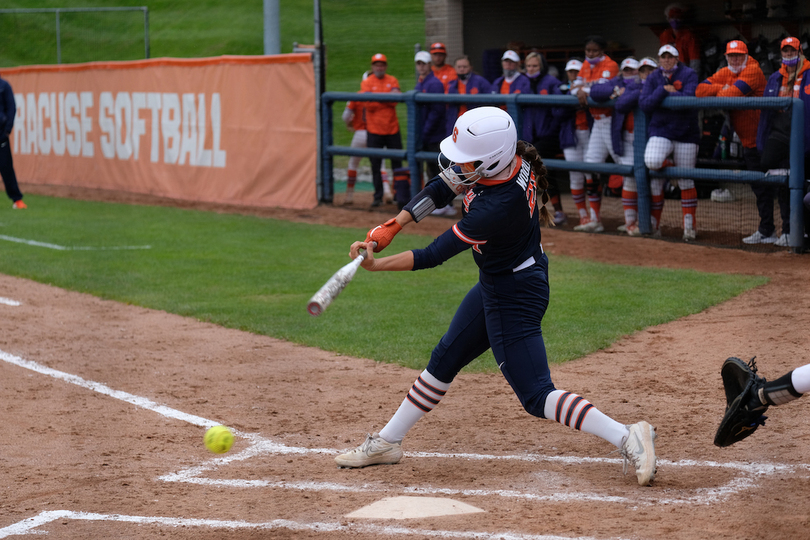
[
  {"x1": 0, "y1": 0, "x2": 424, "y2": 158},
  {"x1": 0, "y1": 195, "x2": 768, "y2": 373}
]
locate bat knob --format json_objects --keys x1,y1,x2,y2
[{"x1": 307, "y1": 302, "x2": 323, "y2": 317}]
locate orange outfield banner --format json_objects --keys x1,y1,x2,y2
[{"x1": 3, "y1": 54, "x2": 318, "y2": 209}]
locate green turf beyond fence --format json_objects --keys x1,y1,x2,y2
[{"x1": 0, "y1": 195, "x2": 767, "y2": 373}]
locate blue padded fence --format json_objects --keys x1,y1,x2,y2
[{"x1": 320, "y1": 91, "x2": 805, "y2": 250}]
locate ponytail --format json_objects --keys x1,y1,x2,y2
[{"x1": 516, "y1": 140, "x2": 552, "y2": 226}]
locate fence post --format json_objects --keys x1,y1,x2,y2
[
  {"x1": 633, "y1": 107, "x2": 651, "y2": 234},
  {"x1": 505, "y1": 96, "x2": 521, "y2": 140},
  {"x1": 55, "y1": 9, "x2": 61, "y2": 64},
  {"x1": 405, "y1": 91, "x2": 422, "y2": 198},
  {"x1": 143, "y1": 8, "x2": 150, "y2": 59},
  {"x1": 320, "y1": 95, "x2": 334, "y2": 203},
  {"x1": 789, "y1": 97, "x2": 805, "y2": 253}
]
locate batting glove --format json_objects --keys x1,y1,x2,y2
[{"x1": 365, "y1": 218, "x2": 402, "y2": 252}]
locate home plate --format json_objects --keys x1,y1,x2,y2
[{"x1": 346, "y1": 496, "x2": 485, "y2": 519}]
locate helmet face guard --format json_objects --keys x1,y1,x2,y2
[{"x1": 438, "y1": 107, "x2": 517, "y2": 186}]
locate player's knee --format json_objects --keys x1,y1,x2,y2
[{"x1": 520, "y1": 386, "x2": 556, "y2": 419}]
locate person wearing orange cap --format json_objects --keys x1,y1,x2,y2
[
  {"x1": 659, "y1": 3, "x2": 700, "y2": 74},
  {"x1": 360, "y1": 53, "x2": 407, "y2": 208},
  {"x1": 429, "y1": 42, "x2": 457, "y2": 92},
  {"x1": 696, "y1": 40, "x2": 769, "y2": 242},
  {"x1": 755, "y1": 37, "x2": 810, "y2": 248},
  {"x1": 342, "y1": 71, "x2": 392, "y2": 205}
]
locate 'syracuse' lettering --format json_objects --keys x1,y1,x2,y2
[{"x1": 12, "y1": 91, "x2": 226, "y2": 168}]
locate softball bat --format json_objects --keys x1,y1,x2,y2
[{"x1": 307, "y1": 242, "x2": 376, "y2": 317}]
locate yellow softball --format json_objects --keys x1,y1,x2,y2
[{"x1": 204, "y1": 425, "x2": 234, "y2": 454}]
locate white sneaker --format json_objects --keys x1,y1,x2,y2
[
  {"x1": 710, "y1": 188, "x2": 734, "y2": 203},
  {"x1": 574, "y1": 220, "x2": 604, "y2": 233},
  {"x1": 431, "y1": 205, "x2": 457, "y2": 217},
  {"x1": 621, "y1": 421, "x2": 657, "y2": 486},
  {"x1": 742, "y1": 231, "x2": 778, "y2": 244},
  {"x1": 775, "y1": 233, "x2": 789, "y2": 247},
  {"x1": 626, "y1": 223, "x2": 643, "y2": 237},
  {"x1": 683, "y1": 228, "x2": 696, "y2": 242},
  {"x1": 335, "y1": 433, "x2": 403, "y2": 468},
  {"x1": 617, "y1": 224, "x2": 627, "y2": 232},
  {"x1": 553, "y1": 211, "x2": 567, "y2": 226}
]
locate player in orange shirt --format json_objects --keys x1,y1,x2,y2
[
  {"x1": 659, "y1": 3, "x2": 700, "y2": 74},
  {"x1": 573, "y1": 36, "x2": 619, "y2": 232},
  {"x1": 696, "y1": 40, "x2": 769, "y2": 243},
  {"x1": 360, "y1": 53, "x2": 408, "y2": 208},
  {"x1": 429, "y1": 42, "x2": 457, "y2": 93},
  {"x1": 342, "y1": 71, "x2": 392, "y2": 205},
  {"x1": 696, "y1": 40, "x2": 765, "y2": 158}
]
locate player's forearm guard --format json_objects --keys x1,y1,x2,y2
[{"x1": 403, "y1": 178, "x2": 456, "y2": 222}]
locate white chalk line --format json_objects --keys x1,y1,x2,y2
[
  {"x1": 0, "y1": 234, "x2": 151, "y2": 251},
  {"x1": 3, "y1": 348, "x2": 810, "y2": 519},
  {"x1": 0, "y1": 510, "x2": 632, "y2": 540},
  {"x1": 0, "y1": 297, "x2": 21, "y2": 306}
]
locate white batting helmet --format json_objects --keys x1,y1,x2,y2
[{"x1": 439, "y1": 106, "x2": 517, "y2": 184}]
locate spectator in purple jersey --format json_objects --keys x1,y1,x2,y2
[
  {"x1": 446, "y1": 56, "x2": 492, "y2": 135},
  {"x1": 524, "y1": 52, "x2": 566, "y2": 225},
  {"x1": 640, "y1": 44, "x2": 700, "y2": 241}
]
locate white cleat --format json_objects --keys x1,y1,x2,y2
[
  {"x1": 621, "y1": 421, "x2": 657, "y2": 486},
  {"x1": 335, "y1": 433, "x2": 403, "y2": 468},
  {"x1": 573, "y1": 220, "x2": 604, "y2": 233},
  {"x1": 682, "y1": 227, "x2": 696, "y2": 242}
]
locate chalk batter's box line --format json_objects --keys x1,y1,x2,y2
[
  {"x1": 0, "y1": 509, "x2": 644, "y2": 540},
  {"x1": 2, "y1": 349, "x2": 809, "y2": 509}
]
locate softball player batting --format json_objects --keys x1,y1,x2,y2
[
  {"x1": 640, "y1": 45, "x2": 700, "y2": 241},
  {"x1": 335, "y1": 107, "x2": 658, "y2": 486}
]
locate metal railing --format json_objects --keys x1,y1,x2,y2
[
  {"x1": 320, "y1": 91, "x2": 805, "y2": 251},
  {"x1": 0, "y1": 7, "x2": 150, "y2": 63}
]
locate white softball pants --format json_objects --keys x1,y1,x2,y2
[
  {"x1": 563, "y1": 129, "x2": 591, "y2": 190},
  {"x1": 644, "y1": 136, "x2": 698, "y2": 195}
]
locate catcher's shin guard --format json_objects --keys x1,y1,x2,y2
[{"x1": 393, "y1": 168, "x2": 411, "y2": 210}]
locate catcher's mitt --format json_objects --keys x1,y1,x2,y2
[{"x1": 714, "y1": 356, "x2": 769, "y2": 447}]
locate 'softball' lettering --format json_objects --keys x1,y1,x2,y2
[{"x1": 12, "y1": 91, "x2": 226, "y2": 168}]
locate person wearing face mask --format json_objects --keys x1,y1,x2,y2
[
  {"x1": 446, "y1": 56, "x2": 492, "y2": 134},
  {"x1": 640, "y1": 44, "x2": 700, "y2": 241},
  {"x1": 553, "y1": 58, "x2": 594, "y2": 228},
  {"x1": 492, "y1": 50, "x2": 531, "y2": 103},
  {"x1": 659, "y1": 3, "x2": 700, "y2": 75},
  {"x1": 756, "y1": 37, "x2": 810, "y2": 248},
  {"x1": 573, "y1": 36, "x2": 620, "y2": 233},
  {"x1": 696, "y1": 40, "x2": 771, "y2": 243},
  {"x1": 523, "y1": 52, "x2": 566, "y2": 225},
  {"x1": 590, "y1": 57, "x2": 645, "y2": 235}
]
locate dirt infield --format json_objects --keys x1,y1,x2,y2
[{"x1": 1, "y1": 184, "x2": 809, "y2": 539}]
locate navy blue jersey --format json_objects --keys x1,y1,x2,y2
[{"x1": 412, "y1": 157, "x2": 541, "y2": 274}]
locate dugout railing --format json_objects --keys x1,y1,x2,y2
[{"x1": 320, "y1": 92, "x2": 805, "y2": 252}]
